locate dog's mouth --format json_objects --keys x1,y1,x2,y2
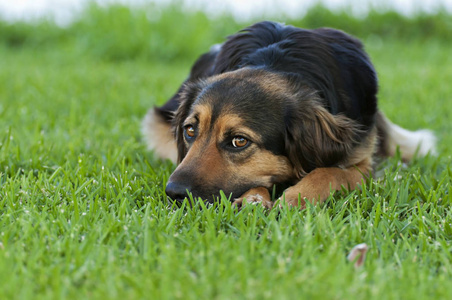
[
  {"x1": 164, "y1": 181, "x2": 256, "y2": 206},
  {"x1": 165, "y1": 181, "x2": 293, "y2": 206},
  {"x1": 165, "y1": 190, "x2": 238, "y2": 206},
  {"x1": 165, "y1": 193, "x2": 231, "y2": 208}
]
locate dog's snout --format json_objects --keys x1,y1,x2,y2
[{"x1": 165, "y1": 181, "x2": 190, "y2": 202}]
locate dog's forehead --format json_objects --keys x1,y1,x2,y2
[
  {"x1": 191, "y1": 107, "x2": 264, "y2": 150},
  {"x1": 188, "y1": 102, "x2": 254, "y2": 135},
  {"x1": 190, "y1": 70, "x2": 289, "y2": 127},
  {"x1": 181, "y1": 70, "x2": 293, "y2": 156},
  {"x1": 201, "y1": 69, "x2": 290, "y2": 102}
]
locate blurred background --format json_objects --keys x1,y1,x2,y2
[
  {"x1": 1, "y1": 0, "x2": 452, "y2": 25},
  {"x1": 1, "y1": 0, "x2": 451, "y2": 63},
  {"x1": 1, "y1": 0, "x2": 451, "y2": 159}
]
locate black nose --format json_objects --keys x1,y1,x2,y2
[{"x1": 165, "y1": 181, "x2": 190, "y2": 202}]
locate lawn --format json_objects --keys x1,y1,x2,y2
[{"x1": 0, "y1": 4, "x2": 451, "y2": 299}]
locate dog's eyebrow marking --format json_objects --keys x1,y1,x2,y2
[
  {"x1": 188, "y1": 104, "x2": 212, "y2": 134},
  {"x1": 183, "y1": 115, "x2": 199, "y2": 127},
  {"x1": 215, "y1": 114, "x2": 261, "y2": 143}
]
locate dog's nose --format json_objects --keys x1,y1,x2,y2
[{"x1": 165, "y1": 181, "x2": 190, "y2": 202}]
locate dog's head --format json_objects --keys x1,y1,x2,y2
[{"x1": 165, "y1": 68, "x2": 360, "y2": 203}]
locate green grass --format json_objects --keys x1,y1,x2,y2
[{"x1": 1, "y1": 4, "x2": 452, "y2": 299}]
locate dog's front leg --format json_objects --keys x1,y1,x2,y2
[
  {"x1": 232, "y1": 187, "x2": 273, "y2": 209},
  {"x1": 281, "y1": 160, "x2": 371, "y2": 208}
]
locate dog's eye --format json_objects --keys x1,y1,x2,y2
[
  {"x1": 232, "y1": 136, "x2": 248, "y2": 148},
  {"x1": 184, "y1": 125, "x2": 195, "y2": 139}
]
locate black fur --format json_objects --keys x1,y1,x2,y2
[{"x1": 158, "y1": 21, "x2": 377, "y2": 125}]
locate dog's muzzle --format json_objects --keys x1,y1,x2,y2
[{"x1": 165, "y1": 181, "x2": 191, "y2": 203}]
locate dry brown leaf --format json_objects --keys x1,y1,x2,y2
[{"x1": 347, "y1": 243, "x2": 368, "y2": 268}]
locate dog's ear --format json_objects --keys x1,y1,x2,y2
[
  {"x1": 284, "y1": 99, "x2": 362, "y2": 178},
  {"x1": 172, "y1": 81, "x2": 203, "y2": 163}
]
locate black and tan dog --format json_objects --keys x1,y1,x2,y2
[{"x1": 143, "y1": 21, "x2": 436, "y2": 208}]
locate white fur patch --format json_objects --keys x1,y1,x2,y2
[
  {"x1": 210, "y1": 43, "x2": 223, "y2": 53},
  {"x1": 141, "y1": 109, "x2": 177, "y2": 163},
  {"x1": 387, "y1": 122, "x2": 437, "y2": 161}
]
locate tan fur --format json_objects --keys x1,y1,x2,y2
[
  {"x1": 241, "y1": 150, "x2": 294, "y2": 186},
  {"x1": 214, "y1": 114, "x2": 262, "y2": 143},
  {"x1": 142, "y1": 109, "x2": 177, "y2": 162},
  {"x1": 186, "y1": 137, "x2": 224, "y2": 188},
  {"x1": 185, "y1": 104, "x2": 213, "y2": 133},
  {"x1": 255, "y1": 72, "x2": 296, "y2": 97},
  {"x1": 172, "y1": 104, "x2": 294, "y2": 196},
  {"x1": 233, "y1": 187, "x2": 273, "y2": 209},
  {"x1": 315, "y1": 106, "x2": 363, "y2": 145},
  {"x1": 341, "y1": 127, "x2": 377, "y2": 167},
  {"x1": 208, "y1": 68, "x2": 294, "y2": 98},
  {"x1": 172, "y1": 75, "x2": 377, "y2": 207},
  {"x1": 280, "y1": 159, "x2": 372, "y2": 208},
  {"x1": 214, "y1": 113, "x2": 294, "y2": 187},
  {"x1": 234, "y1": 114, "x2": 377, "y2": 209}
]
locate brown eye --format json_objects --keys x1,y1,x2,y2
[
  {"x1": 185, "y1": 125, "x2": 195, "y2": 138},
  {"x1": 232, "y1": 136, "x2": 248, "y2": 148}
]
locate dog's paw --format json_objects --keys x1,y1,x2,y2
[
  {"x1": 232, "y1": 187, "x2": 273, "y2": 210},
  {"x1": 277, "y1": 189, "x2": 309, "y2": 209},
  {"x1": 233, "y1": 194, "x2": 274, "y2": 210}
]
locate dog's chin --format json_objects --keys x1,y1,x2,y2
[
  {"x1": 166, "y1": 194, "x2": 225, "y2": 208},
  {"x1": 167, "y1": 186, "x2": 262, "y2": 206},
  {"x1": 165, "y1": 180, "x2": 296, "y2": 207}
]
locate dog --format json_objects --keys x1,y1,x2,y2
[{"x1": 142, "y1": 21, "x2": 436, "y2": 208}]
